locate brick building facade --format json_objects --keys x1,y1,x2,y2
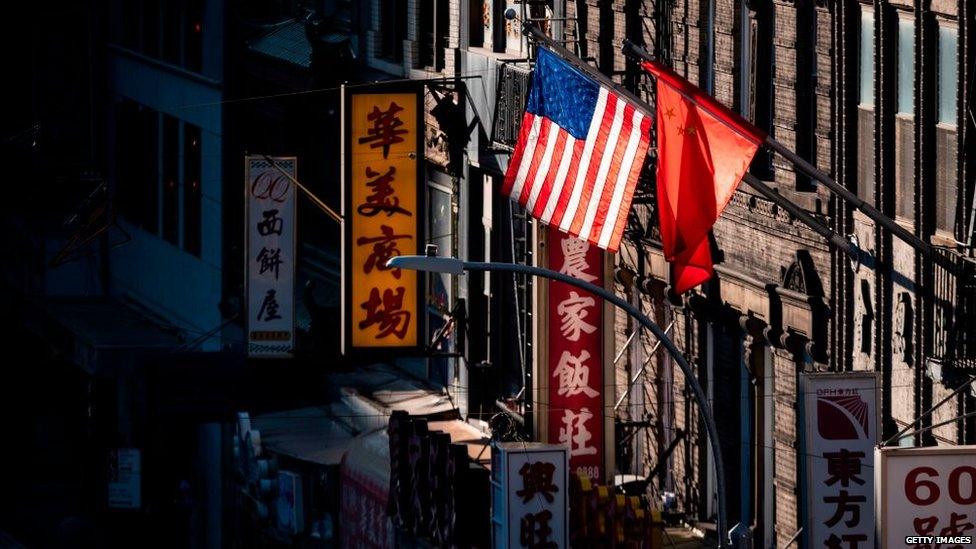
[
  {"x1": 546, "y1": 0, "x2": 975, "y2": 546},
  {"x1": 361, "y1": 0, "x2": 974, "y2": 543}
]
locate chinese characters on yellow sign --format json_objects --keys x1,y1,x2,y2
[{"x1": 345, "y1": 91, "x2": 421, "y2": 350}]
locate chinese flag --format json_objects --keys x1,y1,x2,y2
[{"x1": 641, "y1": 60, "x2": 766, "y2": 294}]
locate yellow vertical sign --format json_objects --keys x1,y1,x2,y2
[{"x1": 349, "y1": 92, "x2": 420, "y2": 348}]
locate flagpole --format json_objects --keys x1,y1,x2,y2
[
  {"x1": 561, "y1": 31, "x2": 867, "y2": 263},
  {"x1": 519, "y1": 26, "x2": 866, "y2": 266},
  {"x1": 743, "y1": 173, "x2": 861, "y2": 257},
  {"x1": 620, "y1": 39, "x2": 958, "y2": 275},
  {"x1": 521, "y1": 23, "x2": 652, "y2": 118}
]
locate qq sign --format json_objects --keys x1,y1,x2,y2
[{"x1": 877, "y1": 446, "x2": 976, "y2": 547}]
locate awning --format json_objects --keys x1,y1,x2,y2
[
  {"x1": 251, "y1": 406, "x2": 356, "y2": 466},
  {"x1": 26, "y1": 296, "x2": 182, "y2": 375},
  {"x1": 248, "y1": 20, "x2": 312, "y2": 69},
  {"x1": 330, "y1": 363, "x2": 459, "y2": 433},
  {"x1": 252, "y1": 363, "x2": 465, "y2": 466}
]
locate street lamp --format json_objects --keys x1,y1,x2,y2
[{"x1": 386, "y1": 254, "x2": 731, "y2": 548}]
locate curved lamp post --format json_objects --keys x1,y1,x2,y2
[{"x1": 386, "y1": 255, "x2": 730, "y2": 548}]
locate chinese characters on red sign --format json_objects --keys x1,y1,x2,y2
[
  {"x1": 547, "y1": 227, "x2": 604, "y2": 482},
  {"x1": 802, "y1": 374, "x2": 877, "y2": 548},
  {"x1": 246, "y1": 156, "x2": 296, "y2": 356},
  {"x1": 346, "y1": 92, "x2": 420, "y2": 349}
]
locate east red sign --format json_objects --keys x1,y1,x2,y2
[{"x1": 547, "y1": 226, "x2": 605, "y2": 482}]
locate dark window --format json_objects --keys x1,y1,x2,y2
[
  {"x1": 419, "y1": 0, "x2": 449, "y2": 70},
  {"x1": 117, "y1": 0, "x2": 204, "y2": 74},
  {"x1": 116, "y1": 100, "x2": 159, "y2": 232},
  {"x1": 142, "y1": 0, "x2": 160, "y2": 57},
  {"x1": 183, "y1": 124, "x2": 202, "y2": 256},
  {"x1": 185, "y1": 0, "x2": 204, "y2": 72},
  {"x1": 380, "y1": 0, "x2": 407, "y2": 61},
  {"x1": 491, "y1": 63, "x2": 532, "y2": 148},
  {"x1": 162, "y1": 115, "x2": 180, "y2": 245},
  {"x1": 162, "y1": 0, "x2": 182, "y2": 65},
  {"x1": 119, "y1": 0, "x2": 139, "y2": 50},
  {"x1": 750, "y1": 5, "x2": 773, "y2": 179},
  {"x1": 468, "y1": 0, "x2": 484, "y2": 48},
  {"x1": 794, "y1": 2, "x2": 816, "y2": 191}
]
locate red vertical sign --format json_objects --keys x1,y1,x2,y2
[{"x1": 547, "y1": 226, "x2": 605, "y2": 482}]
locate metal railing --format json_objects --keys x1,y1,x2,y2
[{"x1": 614, "y1": 321, "x2": 676, "y2": 412}]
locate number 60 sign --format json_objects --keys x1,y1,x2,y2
[{"x1": 877, "y1": 446, "x2": 976, "y2": 547}]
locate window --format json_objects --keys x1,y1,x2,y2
[
  {"x1": 185, "y1": 0, "x2": 203, "y2": 72},
  {"x1": 492, "y1": 63, "x2": 532, "y2": 148},
  {"x1": 419, "y1": 0, "x2": 449, "y2": 70},
  {"x1": 859, "y1": 12, "x2": 874, "y2": 106},
  {"x1": 162, "y1": 0, "x2": 182, "y2": 65},
  {"x1": 938, "y1": 26, "x2": 958, "y2": 125},
  {"x1": 427, "y1": 180, "x2": 455, "y2": 385},
  {"x1": 183, "y1": 124, "x2": 202, "y2": 256},
  {"x1": 703, "y1": 0, "x2": 715, "y2": 94},
  {"x1": 935, "y1": 24, "x2": 959, "y2": 234},
  {"x1": 115, "y1": 100, "x2": 159, "y2": 232},
  {"x1": 897, "y1": 18, "x2": 914, "y2": 115},
  {"x1": 467, "y1": 0, "x2": 484, "y2": 48},
  {"x1": 162, "y1": 115, "x2": 180, "y2": 246},
  {"x1": 749, "y1": 5, "x2": 774, "y2": 179},
  {"x1": 119, "y1": 0, "x2": 140, "y2": 50},
  {"x1": 857, "y1": 9, "x2": 876, "y2": 204},
  {"x1": 380, "y1": 0, "x2": 407, "y2": 61},
  {"x1": 115, "y1": 0, "x2": 204, "y2": 74},
  {"x1": 115, "y1": 101, "x2": 204, "y2": 254}
]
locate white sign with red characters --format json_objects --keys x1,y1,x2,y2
[
  {"x1": 878, "y1": 446, "x2": 976, "y2": 548},
  {"x1": 801, "y1": 372, "x2": 879, "y2": 549},
  {"x1": 492, "y1": 442, "x2": 568, "y2": 549}
]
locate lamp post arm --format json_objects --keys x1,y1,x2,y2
[{"x1": 458, "y1": 260, "x2": 729, "y2": 548}]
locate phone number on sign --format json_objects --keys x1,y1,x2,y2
[{"x1": 575, "y1": 466, "x2": 601, "y2": 480}]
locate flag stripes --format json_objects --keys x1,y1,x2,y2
[{"x1": 504, "y1": 83, "x2": 649, "y2": 252}]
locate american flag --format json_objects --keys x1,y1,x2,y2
[{"x1": 503, "y1": 47, "x2": 651, "y2": 252}]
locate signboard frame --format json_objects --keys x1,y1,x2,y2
[
  {"x1": 491, "y1": 442, "x2": 570, "y2": 549},
  {"x1": 245, "y1": 155, "x2": 298, "y2": 357},
  {"x1": 800, "y1": 371, "x2": 880, "y2": 548},
  {"x1": 341, "y1": 83, "x2": 426, "y2": 357},
  {"x1": 107, "y1": 447, "x2": 142, "y2": 510},
  {"x1": 877, "y1": 445, "x2": 976, "y2": 547},
  {"x1": 545, "y1": 225, "x2": 607, "y2": 482}
]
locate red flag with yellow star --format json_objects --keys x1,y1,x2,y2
[{"x1": 642, "y1": 60, "x2": 766, "y2": 294}]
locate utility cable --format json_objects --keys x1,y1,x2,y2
[{"x1": 881, "y1": 373, "x2": 976, "y2": 446}]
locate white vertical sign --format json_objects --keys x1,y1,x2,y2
[
  {"x1": 492, "y1": 443, "x2": 568, "y2": 549},
  {"x1": 801, "y1": 372, "x2": 879, "y2": 548},
  {"x1": 246, "y1": 156, "x2": 297, "y2": 357},
  {"x1": 275, "y1": 470, "x2": 304, "y2": 535},
  {"x1": 107, "y1": 448, "x2": 141, "y2": 509},
  {"x1": 878, "y1": 446, "x2": 976, "y2": 547}
]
